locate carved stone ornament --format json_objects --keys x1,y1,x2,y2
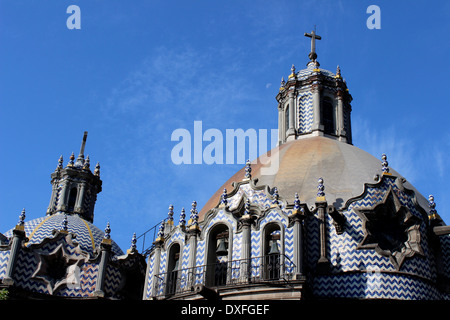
[
  {"x1": 355, "y1": 187, "x2": 424, "y2": 269},
  {"x1": 32, "y1": 241, "x2": 87, "y2": 294}
]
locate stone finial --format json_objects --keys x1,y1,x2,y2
[
  {"x1": 179, "y1": 207, "x2": 186, "y2": 227},
  {"x1": 220, "y1": 189, "x2": 228, "y2": 207},
  {"x1": 244, "y1": 159, "x2": 252, "y2": 180},
  {"x1": 57, "y1": 155, "x2": 64, "y2": 170},
  {"x1": 68, "y1": 152, "x2": 75, "y2": 167},
  {"x1": 130, "y1": 233, "x2": 137, "y2": 252},
  {"x1": 189, "y1": 201, "x2": 199, "y2": 229},
  {"x1": 316, "y1": 177, "x2": 326, "y2": 201},
  {"x1": 280, "y1": 77, "x2": 286, "y2": 91},
  {"x1": 168, "y1": 205, "x2": 174, "y2": 224},
  {"x1": 313, "y1": 59, "x2": 321, "y2": 72},
  {"x1": 294, "y1": 193, "x2": 301, "y2": 211},
  {"x1": 94, "y1": 162, "x2": 100, "y2": 176},
  {"x1": 335, "y1": 65, "x2": 342, "y2": 79},
  {"x1": 381, "y1": 154, "x2": 390, "y2": 174},
  {"x1": 428, "y1": 195, "x2": 437, "y2": 220},
  {"x1": 61, "y1": 214, "x2": 68, "y2": 231},
  {"x1": 157, "y1": 222, "x2": 165, "y2": 239},
  {"x1": 83, "y1": 155, "x2": 90, "y2": 170},
  {"x1": 18, "y1": 208, "x2": 26, "y2": 226},
  {"x1": 103, "y1": 222, "x2": 111, "y2": 240},
  {"x1": 242, "y1": 198, "x2": 252, "y2": 222},
  {"x1": 244, "y1": 198, "x2": 250, "y2": 215},
  {"x1": 289, "y1": 64, "x2": 296, "y2": 79},
  {"x1": 271, "y1": 187, "x2": 279, "y2": 207}
]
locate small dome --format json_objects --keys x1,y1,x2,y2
[
  {"x1": 199, "y1": 136, "x2": 430, "y2": 221},
  {"x1": 4, "y1": 213, "x2": 123, "y2": 257},
  {"x1": 296, "y1": 61, "x2": 336, "y2": 80}
]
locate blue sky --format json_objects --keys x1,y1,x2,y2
[{"x1": 0, "y1": 0, "x2": 449, "y2": 252}]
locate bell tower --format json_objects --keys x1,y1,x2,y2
[
  {"x1": 276, "y1": 29, "x2": 353, "y2": 145},
  {"x1": 46, "y1": 132, "x2": 102, "y2": 223}
]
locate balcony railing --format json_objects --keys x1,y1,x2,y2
[{"x1": 152, "y1": 254, "x2": 297, "y2": 298}]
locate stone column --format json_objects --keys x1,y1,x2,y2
[
  {"x1": 46, "y1": 182, "x2": 58, "y2": 214},
  {"x1": 286, "y1": 91, "x2": 296, "y2": 139},
  {"x1": 3, "y1": 211, "x2": 26, "y2": 286},
  {"x1": 186, "y1": 228, "x2": 199, "y2": 290},
  {"x1": 290, "y1": 207, "x2": 305, "y2": 277},
  {"x1": 315, "y1": 178, "x2": 329, "y2": 273},
  {"x1": 57, "y1": 179, "x2": 70, "y2": 212},
  {"x1": 187, "y1": 231, "x2": 197, "y2": 270},
  {"x1": 316, "y1": 201, "x2": 329, "y2": 269},
  {"x1": 312, "y1": 83, "x2": 322, "y2": 133},
  {"x1": 277, "y1": 103, "x2": 284, "y2": 144},
  {"x1": 74, "y1": 182, "x2": 86, "y2": 214},
  {"x1": 240, "y1": 214, "x2": 252, "y2": 282},
  {"x1": 93, "y1": 238, "x2": 111, "y2": 297},
  {"x1": 336, "y1": 90, "x2": 347, "y2": 142},
  {"x1": 150, "y1": 239, "x2": 164, "y2": 297}
]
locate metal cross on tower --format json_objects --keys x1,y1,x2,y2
[{"x1": 304, "y1": 28, "x2": 322, "y2": 61}]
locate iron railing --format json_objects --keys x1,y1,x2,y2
[
  {"x1": 152, "y1": 254, "x2": 297, "y2": 298},
  {"x1": 136, "y1": 219, "x2": 166, "y2": 257}
]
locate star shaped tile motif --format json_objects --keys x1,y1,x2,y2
[
  {"x1": 32, "y1": 242, "x2": 87, "y2": 294},
  {"x1": 355, "y1": 187, "x2": 424, "y2": 269}
]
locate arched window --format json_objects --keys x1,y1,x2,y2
[
  {"x1": 206, "y1": 224, "x2": 231, "y2": 287},
  {"x1": 285, "y1": 104, "x2": 290, "y2": 131},
  {"x1": 67, "y1": 187, "x2": 77, "y2": 212},
  {"x1": 166, "y1": 243, "x2": 180, "y2": 295},
  {"x1": 322, "y1": 97, "x2": 335, "y2": 135},
  {"x1": 263, "y1": 223, "x2": 282, "y2": 280}
]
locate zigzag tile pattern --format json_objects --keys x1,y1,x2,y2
[
  {"x1": 305, "y1": 212, "x2": 320, "y2": 271},
  {"x1": 284, "y1": 227, "x2": 294, "y2": 262},
  {"x1": 145, "y1": 253, "x2": 156, "y2": 298},
  {"x1": 57, "y1": 262, "x2": 99, "y2": 298},
  {"x1": 342, "y1": 178, "x2": 434, "y2": 279},
  {"x1": 4, "y1": 216, "x2": 46, "y2": 240},
  {"x1": 228, "y1": 184, "x2": 273, "y2": 211},
  {"x1": 14, "y1": 250, "x2": 44, "y2": 293},
  {"x1": 104, "y1": 264, "x2": 123, "y2": 298},
  {"x1": 313, "y1": 273, "x2": 442, "y2": 300},
  {"x1": 298, "y1": 91, "x2": 313, "y2": 133},
  {"x1": 4, "y1": 214, "x2": 123, "y2": 257},
  {"x1": 14, "y1": 236, "x2": 103, "y2": 297},
  {"x1": 233, "y1": 232, "x2": 242, "y2": 261},
  {"x1": 79, "y1": 263, "x2": 98, "y2": 296},
  {"x1": 0, "y1": 250, "x2": 10, "y2": 279},
  {"x1": 250, "y1": 230, "x2": 261, "y2": 278},
  {"x1": 181, "y1": 242, "x2": 190, "y2": 270},
  {"x1": 204, "y1": 209, "x2": 237, "y2": 232},
  {"x1": 439, "y1": 234, "x2": 450, "y2": 275},
  {"x1": 307, "y1": 177, "x2": 441, "y2": 299},
  {"x1": 295, "y1": 64, "x2": 336, "y2": 80},
  {"x1": 159, "y1": 251, "x2": 167, "y2": 275},
  {"x1": 165, "y1": 228, "x2": 184, "y2": 249},
  {"x1": 196, "y1": 238, "x2": 206, "y2": 267}
]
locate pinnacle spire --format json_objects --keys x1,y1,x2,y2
[{"x1": 76, "y1": 131, "x2": 88, "y2": 167}]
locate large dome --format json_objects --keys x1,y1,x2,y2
[
  {"x1": 199, "y1": 136, "x2": 430, "y2": 220},
  {"x1": 3, "y1": 213, "x2": 124, "y2": 257}
]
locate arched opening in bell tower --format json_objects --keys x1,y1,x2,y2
[
  {"x1": 67, "y1": 187, "x2": 77, "y2": 212},
  {"x1": 322, "y1": 96, "x2": 335, "y2": 135},
  {"x1": 263, "y1": 222, "x2": 283, "y2": 280},
  {"x1": 166, "y1": 242, "x2": 181, "y2": 295},
  {"x1": 205, "y1": 223, "x2": 231, "y2": 287}
]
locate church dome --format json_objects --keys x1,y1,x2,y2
[
  {"x1": 199, "y1": 136, "x2": 430, "y2": 221},
  {"x1": 3, "y1": 213, "x2": 124, "y2": 257}
]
